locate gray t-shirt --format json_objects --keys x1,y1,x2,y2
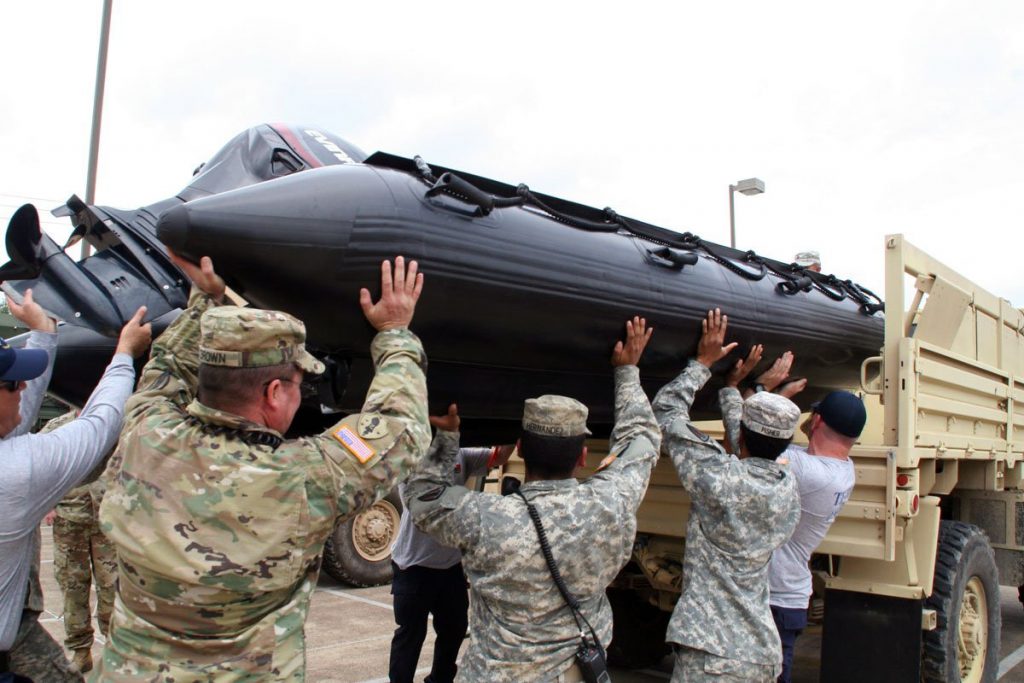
[
  {"x1": 0, "y1": 333, "x2": 136, "y2": 650},
  {"x1": 768, "y1": 445, "x2": 855, "y2": 609},
  {"x1": 393, "y1": 443, "x2": 492, "y2": 570}
]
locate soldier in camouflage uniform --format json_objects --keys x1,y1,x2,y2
[
  {"x1": 95, "y1": 254, "x2": 431, "y2": 682},
  {"x1": 405, "y1": 316, "x2": 661, "y2": 683},
  {"x1": 39, "y1": 410, "x2": 118, "y2": 675},
  {"x1": 652, "y1": 309, "x2": 802, "y2": 683}
]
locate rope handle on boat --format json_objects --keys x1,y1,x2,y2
[{"x1": 412, "y1": 156, "x2": 884, "y2": 313}]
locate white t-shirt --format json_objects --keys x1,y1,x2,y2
[{"x1": 768, "y1": 445, "x2": 855, "y2": 609}]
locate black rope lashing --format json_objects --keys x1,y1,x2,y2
[{"x1": 411, "y1": 156, "x2": 883, "y2": 313}]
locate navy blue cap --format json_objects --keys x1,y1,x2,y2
[
  {"x1": 811, "y1": 391, "x2": 867, "y2": 439},
  {"x1": 0, "y1": 337, "x2": 49, "y2": 382}
]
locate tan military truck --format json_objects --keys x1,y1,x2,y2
[{"x1": 499, "y1": 234, "x2": 1021, "y2": 682}]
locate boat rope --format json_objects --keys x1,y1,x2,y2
[{"x1": 411, "y1": 157, "x2": 884, "y2": 314}]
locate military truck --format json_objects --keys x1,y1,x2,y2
[{"x1": 499, "y1": 235, "x2": 1021, "y2": 682}]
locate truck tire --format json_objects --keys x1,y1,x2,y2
[
  {"x1": 606, "y1": 588, "x2": 670, "y2": 669},
  {"x1": 322, "y1": 489, "x2": 403, "y2": 587},
  {"x1": 922, "y1": 521, "x2": 1000, "y2": 683}
]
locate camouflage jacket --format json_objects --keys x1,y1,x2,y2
[
  {"x1": 652, "y1": 360, "x2": 800, "y2": 667},
  {"x1": 97, "y1": 290, "x2": 431, "y2": 682},
  {"x1": 404, "y1": 365, "x2": 661, "y2": 683},
  {"x1": 719, "y1": 386, "x2": 743, "y2": 456},
  {"x1": 43, "y1": 410, "x2": 110, "y2": 524}
]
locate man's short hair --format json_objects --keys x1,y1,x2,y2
[
  {"x1": 198, "y1": 362, "x2": 297, "y2": 411},
  {"x1": 519, "y1": 430, "x2": 585, "y2": 479},
  {"x1": 740, "y1": 423, "x2": 791, "y2": 461}
]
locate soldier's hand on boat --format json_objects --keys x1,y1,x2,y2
[
  {"x1": 9, "y1": 288, "x2": 57, "y2": 333},
  {"x1": 777, "y1": 377, "x2": 807, "y2": 399},
  {"x1": 611, "y1": 316, "x2": 653, "y2": 367},
  {"x1": 726, "y1": 343, "x2": 763, "y2": 387},
  {"x1": 429, "y1": 403, "x2": 460, "y2": 433},
  {"x1": 755, "y1": 351, "x2": 794, "y2": 392},
  {"x1": 360, "y1": 256, "x2": 423, "y2": 331},
  {"x1": 168, "y1": 250, "x2": 226, "y2": 302},
  {"x1": 115, "y1": 306, "x2": 153, "y2": 358},
  {"x1": 696, "y1": 308, "x2": 738, "y2": 368}
]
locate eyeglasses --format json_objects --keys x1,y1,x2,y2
[{"x1": 0, "y1": 379, "x2": 23, "y2": 392}]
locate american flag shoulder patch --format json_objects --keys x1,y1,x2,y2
[{"x1": 333, "y1": 425, "x2": 377, "y2": 464}]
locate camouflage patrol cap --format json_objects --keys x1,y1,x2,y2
[
  {"x1": 199, "y1": 306, "x2": 325, "y2": 375},
  {"x1": 794, "y1": 250, "x2": 821, "y2": 268},
  {"x1": 522, "y1": 395, "x2": 592, "y2": 437},
  {"x1": 742, "y1": 392, "x2": 800, "y2": 439}
]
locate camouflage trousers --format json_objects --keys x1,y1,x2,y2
[
  {"x1": 7, "y1": 609, "x2": 83, "y2": 682},
  {"x1": 52, "y1": 515, "x2": 117, "y2": 651},
  {"x1": 670, "y1": 645, "x2": 779, "y2": 683}
]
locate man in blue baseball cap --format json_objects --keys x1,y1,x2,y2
[
  {"x1": 0, "y1": 289, "x2": 152, "y2": 683},
  {"x1": 769, "y1": 387, "x2": 866, "y2": 683}
]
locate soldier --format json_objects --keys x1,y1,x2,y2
[
  {"x1": 793, "y1": 251, "x2": 822, "y2": 273},
  {"x1": 41, "y1": 410, "x2": 118, "y2": 675},
  {"x1": 95, "y1": 253, "x2": 431, "y2": 681},
  {"x1": 389, "y1": 404, "x2": 514, "y2": 683},
  {"x1": 405, "y1": 316, "x2": 661, "y2": 682},
  {"x1": 652, "y1": 309, "x2": 801, "y2": 683},
  {"x1": 0, "y1": 294, "x2": 150, "y2": 683},
  {"x1": 720, "y1": 351, "x2": 860, "y2": 683}
]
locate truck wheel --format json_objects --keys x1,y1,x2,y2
[
  {"x1": 322, "y1": 489, "x2": 403, "y2": 587},
  {"x1": 922, "y1": 521, "x2": 1000, "y2": 683},
  {"x1": 606, "y1": 588, "x2": 670, "y2": 669}
]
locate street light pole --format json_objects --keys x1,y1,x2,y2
[
  {"x1": 82, "y1": 0, "x2": 113, "y2": 258},
  {"x1": 727, "y1": 177, "x2": 765, "y2": 248},
  {"x1": 729, "y1": 184, "x2": 737, "y2": 249}
]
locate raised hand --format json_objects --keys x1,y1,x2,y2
[
  {"x1": 777, "y1": 378, "x2": 808, "y2": 399},
  {"x1": 611, "y1": 316, "x2": 654, "y2": 367},
  {"x1": 9, "y1": 289, "x2": 56, "y2": 333},
  {"x1": 168, "y1": 250, "x2": 226, "y2": 302},
  {"x1": 429, "y1": 403, "x2": 460, "y2": 433},
  {"x1": 756, "y1": 351, "x2": 794, "y2": 392},
  {"x1": 696, "y1": 308, "x2": 738, "y2": 368},
  {"x1": 115, "y1": 306, "x2": 153, "y2": 358},
  {"x1": 726, "y1": 343, "x2": 763, "y2": 387},
  {"x1": 359, "y1": 256, "x2": 424, "y2": 331}
]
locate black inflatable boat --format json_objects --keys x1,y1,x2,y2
[{"x1": 1, "y1": 124, "x2": 883, "y2": 440}]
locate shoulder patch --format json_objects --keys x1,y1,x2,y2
[
  {"x1": 418, "y1": 486, "x2": 446, "y2": 502},
  {"x1": 688, "y1": 424, "x2": 711, "y2": 442},
  {"x1": 357, "y1": 413, "x2": 389, "y2": 440},
  {"x1": 332, "y1": 426, "x2": 377, "y2": 464}
]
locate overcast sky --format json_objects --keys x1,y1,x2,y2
[{"x1": 2, "y1": 1, "x2": 1022, "y2": 307}]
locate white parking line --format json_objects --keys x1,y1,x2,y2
[
  {"x1": 999, "y1": 642, "x2": 1024, "y2": 679},
  {"x1": 316, "y1": 587, "x2": 395, "y2": 611},
  {"x1": 307, "y1": 633, "x2": 392, "y2": 654}
]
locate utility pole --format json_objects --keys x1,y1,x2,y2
[{"x1": 82, "y1": 0, "x2": 113, "y2": 258}]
